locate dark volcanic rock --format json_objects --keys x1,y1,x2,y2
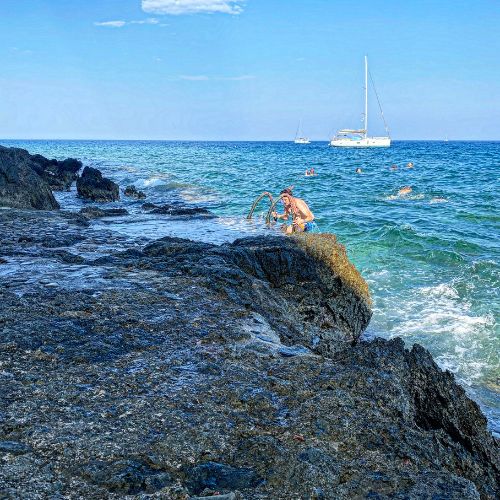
[
  {"x1": 76, "y1": 166, "x2": 119, "y2": 202},
  {"x1": 79, "y1": 459, "x2": 172, "y2": 495},
  {"x1": 136, "y1": 235, "x2": 370, "y2": 354},
  {"x1": 0, "y1": 441, "x2": 32, "y2": 455},
  {"x1": 0, "y1": 213, "x2": 498, "y2": 499},
  {"x1": 30, "y1": 154, "x2": 82, "y2": 191},
  {"x1": 141, "y1": 202, "x2": 158, "y2": 210},
  {"x1": 185, "y1": 462, "x2": 261, "y2": 495},
  {"x1": 124, "y1": 185, "x2": 146, "y2": 200},
  {"x1": 227, "y1": 236, "x2": 372, "y2": 351},
  {"x1": 80, "y1": 206, "x2": 129, "y2": 219},
  {"x1": 142, "y1": 202, "x2": 215, "y2": 217},
  {"x1": 0, "y1": 146, "x2": 59, "y2": 209},
  {"x1": 45, "y1": 249, "x2": 85, "y2": 264}
]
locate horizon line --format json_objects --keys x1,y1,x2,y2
[{"x1": 2, "y1": 138, "x2": 500, "y2": 143}]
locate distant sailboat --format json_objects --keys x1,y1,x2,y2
[
  {"x1": 330, "y1": 56, "x2": 390, "y2": 148},
  {"x1": 294, "y1": 120, "x2": 311, "y2": 144}
]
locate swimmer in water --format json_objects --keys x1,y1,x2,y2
[
  {"x1": 272, "y1": 187, "x2": 315, "y2": 234},
  {"x1": 391, "y1": 165, "x2": 398, "y2": 171},
  {"x1": 305, "y1": 169, "x2": 310, "y2": 176},
  {"x1": 310, "y1": 168, "x2": 315, "y2": 176},
  {"x1": 398, "y1": 186, "x2": 412, "y2": 196},
  {"x1": 407, "y1": 162, "x2": 414, "y2": 168},
  {"x1": 356, "y1": 168, "x2": 362, "y2": 174}
]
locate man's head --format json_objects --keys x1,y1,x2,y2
[{"x1": 280, "y1": 187, "x2": 293, "y2": 206}]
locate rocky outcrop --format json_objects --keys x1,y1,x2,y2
[
  {"x1": 124, "y1": 185, "x2": 146, "y2": 200},
  {"x1": 0, "y1": 211, "x2": 498, "y2": 499},
  {"x1": 142, "y1": 202, "x2": 215, "y2": 217},
  {"x1": 0, "y1": 146, "x2": 60, "y2": 209},
  {"x1": 76, "y1": 166, "x2": 119, "y2": 202},
  {"x1": 30, "y1": 155, "x2": 82, "y2": 191},
  {"x1": 80, "y1": 206, "x2": 129, "y2": 219},
  {"x1": 134, "y1": 235, "x2": 370, "y2": 354}
]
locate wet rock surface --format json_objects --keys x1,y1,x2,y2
[
  {"x1": 0, "y1": 146, "x2": 60, "y2": 209},
  {"x1": 80, "y1": 206, "x2": 129, "y2": 219},
  {"x1": 124, "y1": 184, "x2": 147, "y2": 200},
  {"x1": 0, "y1": 209, "x2": 498, "y2": 499},
  {"x1": 30, "y1": 154, "x2": 82, "y2": 191},
  {"x1": 77, "y1": 166, "x2": 120, "y2": 202},
  {"x1": 142, "y1": 202, "x2": 215, "y2": 218}
]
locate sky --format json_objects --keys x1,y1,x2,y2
[{"x1": 0, "y1": 0, "x2": 499, "y2": 140}]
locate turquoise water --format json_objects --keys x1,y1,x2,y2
[{"x1": 3, "y1": 140, "x2": 499, "y2": 434}]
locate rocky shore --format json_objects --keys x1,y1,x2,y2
[{"x1": 0, "y1": 147, "x2": 499, "y2": 499}]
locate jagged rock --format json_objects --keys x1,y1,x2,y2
[
  {"x1": 0, "y1": 213, "x2": 498, "y2": 499},
  {"x1": 190, "y1": 493, "x2": 241, "y2": 500},
  {"x1": 80, "y1": 206, "x2": 129, "y2": 219},
  {"x1": 30, "y1": 155, "x2": 82, "y2": 191},
  {"x1": 124, "y1": 185, "x2": 146, "y2": 200},
  {"x1": 76, "y1": 166, "x2": 119, "y2": 202},
  {"x1": 142, "y1": 202, "x2": 214, "y2": 217},
  {"x1": 226, "y1": 235, "x2": 372, "y2": 352},
  {"x1": 0, "y1": 146, "x2": 59, "y2": 209},
  {"x1": 0, "y1": 441, "x2": 32, "y2": 455},
  {"x1": 45, "y1": 249, "x2": 85, "y2": 264},
  {"x1": 185, "y1": 462, "x2": 261, "y2": 495},
  {"x1": 79, "y1": 459, "x2": 172, "y2": 495},
  {"x1": 137, "y1": 235, "x2": 371, "y2": 354}
]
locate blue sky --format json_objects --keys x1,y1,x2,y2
[{"x1": 1, "y1": 0, "x2": 499, "y2": 140}]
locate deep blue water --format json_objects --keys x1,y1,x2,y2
[{"x1": 2, "y1": 139, "x2": 499, "y2": 435}]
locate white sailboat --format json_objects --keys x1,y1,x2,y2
[
  {"x1": 330, "y1": 56, "x2": 390, "y2": 147},
  {"x1": 294, "y1": 120, "x2": 311, "y2": 144}
]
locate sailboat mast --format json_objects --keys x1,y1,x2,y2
[{"x1": 364, "y1": 55, "x2": 368, "y2": 138}]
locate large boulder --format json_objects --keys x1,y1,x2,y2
[
  {"x1": 30, "y1": 155, "x2": 82, "y2": 191},
  {"x1": 0, "y1": 146, "x2": 59, "y2": 210},
  {"x1": 76, "y1": 166, "x2": 119, "y2": 202}
]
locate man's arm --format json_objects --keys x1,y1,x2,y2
[{"x1": 272, "y1": 207, "x2": 290, "y2": 220}]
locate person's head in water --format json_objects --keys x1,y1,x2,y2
[{"x1": 356, "y1": 167, "x2": 362, "y2": 174}]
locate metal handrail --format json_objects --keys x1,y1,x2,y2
[
  {"x1": 265, "y1": 193, "x2": 286, "y2": 225},
  {"x1": 247, "y1": 191, "x2": 274, "y2": 220}
]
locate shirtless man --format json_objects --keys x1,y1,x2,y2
[{"x1": 272, "y1": 188, "x2": 315, "y2": 234}]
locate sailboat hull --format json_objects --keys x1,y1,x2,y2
[{"x1": 330, "y1": 137, "x2": 391, "y2": 148}]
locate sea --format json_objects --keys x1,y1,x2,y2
[{"x1": 2, "y1": 139, "x2": 499, "y2": 436}]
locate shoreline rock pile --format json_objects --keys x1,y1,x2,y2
[
  {"x1": 76, "y1": 166, "x2": 120, "y2": 202},
  {"x1": 0, "y1": 146, "x2": 61, "y2": 209},
  {"x1": 30, "y1": 154, "x2": 82, "y2": 191}
]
